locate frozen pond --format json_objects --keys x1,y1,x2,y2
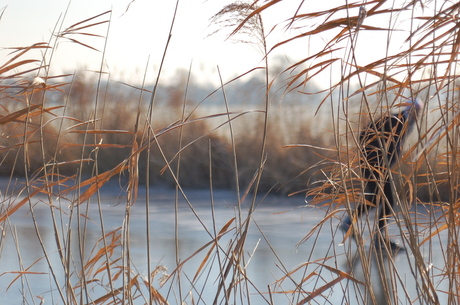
[{"x1": 0, "y1": 180, "x2": 452, "y2": 304}]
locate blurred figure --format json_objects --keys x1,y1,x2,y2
[{"x1": 341, "y1": 98, "x2": 423, "y2": 251}]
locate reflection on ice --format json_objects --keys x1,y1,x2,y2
[{"x1": 0, "y1": 184, "x2": 450, "y2": 305}]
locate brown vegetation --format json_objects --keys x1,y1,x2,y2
[{"x1": 1, "y1": 1, "x2": 460, "y2": 305}]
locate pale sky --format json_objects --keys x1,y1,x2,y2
[
  {"x1": 1, "y1": 0, "x2": 276, "y2": 86},
  {"x1": 0, "y1": 0, "x2": 431, "y2": 87}
]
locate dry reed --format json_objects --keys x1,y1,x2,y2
[{"x1": 0, "y1": 1, "x2": 459, "y2": 305}]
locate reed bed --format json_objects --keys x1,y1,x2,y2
[{"x1": 0, "y1": 1, "x2": 459, "y2": 305}]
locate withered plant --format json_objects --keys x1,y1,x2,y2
[{"x1": 1, "y1": 1, "x2": 460, "y2": 305}]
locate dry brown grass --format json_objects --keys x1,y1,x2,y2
[{"x1": 1, "y1": 1, "x2": 460, "y2": 305}]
